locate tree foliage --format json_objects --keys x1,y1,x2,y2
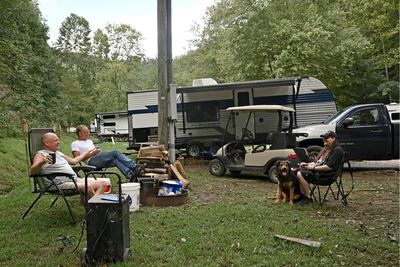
[
  {"x1": 0, "y1": 0, "x2": 59, "y2": 136},
  {"x1": 56, "y1": 13, "x2": 91, "y2": 54},
  {"x1": 1, "y1": 0, "x2": 398, "y2": 137}
]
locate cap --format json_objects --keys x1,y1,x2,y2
[{"x1": 320, "y1": 131, "x2": 336, "y2": 139}]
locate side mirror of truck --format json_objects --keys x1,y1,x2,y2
[{"x1": 342, "y1": 117, "x2": 354, "y2": 128}]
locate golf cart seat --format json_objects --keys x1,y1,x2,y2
[
  {"x1": 265, "y1": 132, "x2": 274, "y2": 144},
  {"x1": 225, "y1": 141, "x2": 246, "y2": 164}
]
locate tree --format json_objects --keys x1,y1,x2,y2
[
  {"x1": 92, "y1": 29, "x2": 110, "y2": 60},
  {"x1": 55, "y1": 13, "x2": 91, "y2": 54},
  {"x1": 105, "y1": 24, "x2": 144, "y2": 61},
  {"x1": 0, "y1": 0, "x2": 58, "y2": 136},
  {"x1": 92, "y1": 61, "x2": 129, "y2": 112},
  {"x1": 182, "y1": 0, "x2": 396, "y2": 107}
]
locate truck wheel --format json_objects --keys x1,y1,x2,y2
[
  {"x1": 186, "y1": 143, "x2": 202, "y2": 158},
  {"x1": 209, "y1": 159, "x2": 226, "y2": 176},
  {"x1": 268, "y1": 165, "x2": 279, "y2": 184},
  {"x1": 306, "y1": 145, "x2": 323, "y2": 161}
]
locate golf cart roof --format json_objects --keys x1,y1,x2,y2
[{"x1": 226, "y1": 105, "x2": 295, "y2": 113}]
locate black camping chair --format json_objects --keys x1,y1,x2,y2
[
  {"x1": 22, "y1": 128, "x2": 84, "y2": 224},
  {"x1": 309, "y1": 151, "x2": 354, "y2": 206}
]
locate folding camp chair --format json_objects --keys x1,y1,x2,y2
[
  {"x1": 293, "y1": 147, "x2": 311, "y2": 163},
  {"x1": 309, "y1": 151, "x2": 354, "y2": 206},
  {"x1": 22, "y1": 128, "x2": 83, "y2": 224}
]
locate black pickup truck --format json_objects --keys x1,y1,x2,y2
[{"x1": 293, "y1": 103, "x2": 399, "y2": 160}]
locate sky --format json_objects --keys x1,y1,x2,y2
[{"x1": 37, "y1": 0, "x2": 216, "y2": 58}]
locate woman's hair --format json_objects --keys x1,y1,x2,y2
[
  {"x1": 75, "y1": 125, "x2": 87, "y2": 137},
  {"x1": 316, "y1": 137, "x2": 340, "y2": 160}
]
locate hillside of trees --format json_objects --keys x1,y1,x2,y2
[{"x1": 0, "y1": 0, "x2": 398, "y2": 138}]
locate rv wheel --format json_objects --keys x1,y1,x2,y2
[
  {"x1": 186, "y1": 143, "x2": 202, "y2": 158},
  {"x1": 268, "y1": 165, "x2": 279, "y2": 184},
  {"x1": 209, "y1": 159, "x2": 226, "y2": 176}
]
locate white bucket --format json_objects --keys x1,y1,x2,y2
[{"x1": 121, "y1": 182, "x2": 140, "y2": 212}]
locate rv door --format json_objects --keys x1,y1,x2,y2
[{"x1": 234, "y1": 89, "x2": 254, "y2": 140}]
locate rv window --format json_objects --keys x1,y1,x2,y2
[
  {"x1": 187, "y1": 101, "x2": 219, "y2": 122},
  {"x1": 103, "y1": 115, "x2": 116, "y2": 119},
  {"x1": 237, "y1": 92, "x2": 250, "y2": 106},
  {"x1": 104, "y1": 122, "x2": 116, "y2": 127}
]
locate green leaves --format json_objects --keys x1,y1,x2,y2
[{"x1": 177, "y1": 0, "x2": 397, "y2": 107}]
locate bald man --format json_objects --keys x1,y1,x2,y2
[{"x1": 30, "y1": 132, "x2": 105, "y2": 196}]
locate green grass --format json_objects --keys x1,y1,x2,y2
[{"x1": 0, "y1": 134, "x2": 398, "y2": 266}]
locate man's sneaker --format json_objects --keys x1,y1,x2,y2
[
  {"x1": 298, "y1": 197, "x2": 313, "y2": 205},
  {"x1": 127, "y1": 164, "x2": 146, "y2": 183}
]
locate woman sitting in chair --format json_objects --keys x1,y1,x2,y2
[{"x1": 296, "y1": 131, "x2": 343, "y2": 205}]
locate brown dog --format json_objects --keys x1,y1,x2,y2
[{"x1": 275, "y1": 160, "x2": 301, "y2": 206}]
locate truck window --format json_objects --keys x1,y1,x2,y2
[
  {"x1": 186, "y1": 101, "x2": 219, "y2": 123},
  {"x1": 352, "y1": 107, "x2": 381, "y2": 126},
  {"x1": 104, "y1": 122, "x2": 116, "y2": 127}
]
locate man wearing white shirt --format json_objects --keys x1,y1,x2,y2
[{"x1": 71, "y1": 125, "x2": 138, "y2": 181}]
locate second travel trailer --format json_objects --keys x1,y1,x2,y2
[
  {"x1": 93, "y1": 111, "x2": 129, "y2": 142},
  {"x1": 127, "y1": 76, "x2": 337, "y2": 157}
]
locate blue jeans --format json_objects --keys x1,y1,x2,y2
[{"x1": 88, "y1": 150, "x2": 136, "y2": 179}]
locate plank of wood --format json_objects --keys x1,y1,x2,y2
[
  {"x1": 275, "y1": 235, "x2": 321, "y2": 248},
  {"x1": 174, "y1": 161, "x2": 188, "y2": 179},
  {"x1": 144, "y1": 168, "x2": 167, "y2": 174}
]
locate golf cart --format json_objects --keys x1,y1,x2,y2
[{"x1": 208, "y1": 105, "x2": 300, "y2": 183}]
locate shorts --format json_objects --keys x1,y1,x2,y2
[
  {"x1": 55, "y1": 178, "x2": 83, "y2": 190},
  {"x1": 299, "y1": 169, "x2": 319, "y2": 183},
  {"x1": 299, "y1": 169, "x2": 335, "y2": 185}
]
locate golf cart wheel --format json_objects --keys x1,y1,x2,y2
[
  {"x1": 268, "y1": 164, "x2": 279, "y2": 184},
  {"x1": 209, "y1": 159, "x2": 226, "y2": 176},
  {"x1": 186, "y1": 143, "x2": 202, "y2": 158},
  {"x1": 229, "y1": 170, "x2": 242, "y2": 176},
  {"x1": 306, "y1": 145, "x2": 322, "y2": 161}
]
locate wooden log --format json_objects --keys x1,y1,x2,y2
[
  {"x1": 144, "y1": 168, "x2": 167, "y2": 174},
  {"x1": 170, "y1": 164, "x2": 190, "y2": 188},
  {"x1": 143, "y1": 173, "x2": 169, "y2": 180},
  {"x1": 275, "y1": 235, "x2": 321, "y2": 248},
  {"x1": 174, "y1": 161, "x2": 187, "y2": 179}
]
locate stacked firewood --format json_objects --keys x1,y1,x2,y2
[{"x1": 137, "y1": 145, "x2": 189, "y2": 188}]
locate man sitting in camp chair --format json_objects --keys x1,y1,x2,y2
[
  {"x1": 30, "y1": 132, "x2": 105, "y2": 197},
  {"x1": 71, "y1": 124, "x2": 140, "y2": 181}
]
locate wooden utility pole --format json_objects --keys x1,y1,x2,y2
[{"x1": 157, "y1": 0, "x2": 172, "y2": 147}]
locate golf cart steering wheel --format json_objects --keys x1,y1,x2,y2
[{"x1": 242, "y1": 128, "x2": 254, "y2": 140}]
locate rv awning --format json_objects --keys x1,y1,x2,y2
[
  {"x1": 177, "y1": 77, "x2": 298, "y2": 93},
  {"x1": 226, "y1": 105, "x2": 295, "y2": 113}
]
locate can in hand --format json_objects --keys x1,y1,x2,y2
[{"x1": 49, "y1": 152, "x2": 56, "y2": 164}]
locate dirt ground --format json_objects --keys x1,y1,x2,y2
[{"x1": 185, "y1": 162, "x2": 399, "y2": 243}]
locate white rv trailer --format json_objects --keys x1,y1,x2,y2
[
  {"x1": 127, "y1": 76, "x2": 337, "y2": 156},
  {"x1": 94, "y1": 111, "x2": 129, "y2": 141}
]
